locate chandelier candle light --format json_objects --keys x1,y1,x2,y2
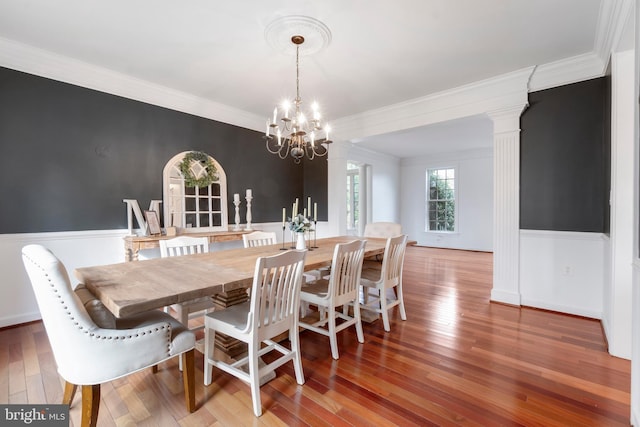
[{"x1": 264, "y1": 34, "x2": 332, "y2": 163}]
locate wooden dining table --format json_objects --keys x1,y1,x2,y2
[{"x1": 74, "y1": 236, "x2": 390, "y2": 319}]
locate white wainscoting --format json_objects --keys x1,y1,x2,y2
[
  {"x1": 519, "y1": 229, "x2": 607, "y2": 319},
  {"x1": 0, "y1": 229, "x2": 129, "y2": 328},
  {"x1": 0, "y1": 222, "x2": 329, "y2": 328}
]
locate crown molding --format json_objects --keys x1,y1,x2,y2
[
  {"x1": 0, "y1": 36, "x2": 265, "y2": 132},
  {"x1": 528, "y1": 52, "x2": 606, "y2": 92},
  {"x1": 333, "y1": 66, "x2": 534, "y2": 141},
  {"x1": 594, "y1": 0, "x2": 634, "y2": 61}
]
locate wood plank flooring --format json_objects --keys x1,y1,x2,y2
[{"x1": 1, "y1": 246, "x2": 631, "y2": 426}]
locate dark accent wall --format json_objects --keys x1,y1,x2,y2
[
  {"x1": 520, "y1": 77, "x2": 610, "y2": 232},
  {"x1": 0, "y1": 67, "x2": 327, "y2": 233}
]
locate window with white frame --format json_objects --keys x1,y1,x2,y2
[
  {"x1": 346, "y1": 162, "x2": 360, "y2": 234},
  {"x1": 426, "y1": 167, "x2": 456, "y2": 232}
]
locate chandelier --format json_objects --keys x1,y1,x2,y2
[{"x1": 264, "y1": 34, "x2": 332, "y2": 163}]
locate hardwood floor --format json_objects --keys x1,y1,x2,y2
[{"x1": 1, "y1": 246, "x2": 631, "y2": 426}]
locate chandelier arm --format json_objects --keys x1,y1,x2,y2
[
  {"x1": 312, "y1": 142, "x2": 328, "y2": 157},
  {"x1": 265, "y1": 137, "x2": 291, "y2": 160},
  {"x1": 304, "y1": 143, "x2": 315, "y2": 161}
]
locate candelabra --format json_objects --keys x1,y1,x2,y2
[
  {"x1": 280, "y1": 225, "x2": 287, "y2": 250},
  {"x1": 312, "y1": 220, "x2": 318, "y2": 248}
]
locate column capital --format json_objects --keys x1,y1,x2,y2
[{"x1": 487, "y1": 104, "x2": 528, "y2": 134}]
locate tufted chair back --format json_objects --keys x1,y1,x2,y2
[
  {"x1": 363, "y1": 222, "x2": 402, "y2": 238},
  {"x1": 21, "y1": 244, "x2": 194, "y2": 385}
]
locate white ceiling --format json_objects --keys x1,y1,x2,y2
[{"x1": 0, "y1": 0, "x2": 624, "y2": 158}]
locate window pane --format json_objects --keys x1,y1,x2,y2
[
  {"x1": 185, "y1": 214, "x2": 196, "y2": 228},
  {"x1": 185, "y1": 197, "x2": 196, "y2": 211},
  {"x1": 425, "y1": 167, "x2": 456, "y2": 232}
]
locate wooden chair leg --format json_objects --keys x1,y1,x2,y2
[
  {"x1": 182, "y1": 349, "x2": 196, "y2": 412},
  {"x1": 62, "y1": 381, "x2": 77, "y2": 405},
  {"x1": 81, "y1": 384, "x2": 100, "y2": 427}
]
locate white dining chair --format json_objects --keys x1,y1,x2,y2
[
  {"x1": 203, "y1": 249, "x2": 307, "y2": 417},
  {"x1": 242, "y1": 231, "x2": 277, "y2": 248},
  {"x1": 299, "y1": 239, "x2": 366, "y2": 360},
  {"x1": 160, "y1": 236, "x2": 215, "y2": 330},
  {"x1": 21, "y1": 244, "x2": 196, "y2": 427},
  {"x1": 359, "y1": 234, "x2": 408, "y2": 332},
  {"x1": 160, "y1": 236, "x2": 215, "y2": 368},
  {"x1": 362, "y1": 221, "x2": 402, "y2": 265}
]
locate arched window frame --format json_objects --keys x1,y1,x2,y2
[{"x1": 162, "y1": 152, "x2": 228, "y2": 232}]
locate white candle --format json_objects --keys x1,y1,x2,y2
[
  {"x1": 246, "y1": 189, "x2": 252, "y2": 198},
  {"x1": 307, "y1": 197, "x2": 311, "y2": 216},
  {"x1": 283, "y1": 101, "x2": 290, "y2": 119},
  {"x1": 265, "y1": 120, "x2": 269, "y2": 136},
  {"x1": 325, "y1": 125, "x2": 330, "y2": 141},
  {"x1": 303, "y1": 208, "x2": 307, "y2": 218},
  {"x1": 272, "y1": 107, "x2": 277, "y2": 124},
  {"x1": 292, "y1": 202, "x2": 296, "y2": 218},
  {"x1": 233, "y1": 193, "x2": 239, "y2": 203},
  {"x1": 277, "y1": 129, "x2": 282, "y2": 146},
  {"x1": 282, "y1": 207, "x2": 286, "y2": 227},
  {"x1": 295, "y1": 198, "x2": 299, "y2": 216},
  {"x1": 314, "y1": 203, "x2": 317, "y2": 221}
]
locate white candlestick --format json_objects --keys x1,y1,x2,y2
[
  {"x1": 314, "y1": 203, "x2": 318, "y2": 221},
  {"x1": 233, "y1": 198, "x2": 241, "y2": 231},
  {"x1": 245, "y1": 193, "x2": 253, "y2": 231},
  {"x1": 307, "y1": 197, "x2": 311, "y2": 217}
]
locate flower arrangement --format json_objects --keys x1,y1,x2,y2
[{"x1": 288, "y1": 214, "x2": 313, "y2": 233}]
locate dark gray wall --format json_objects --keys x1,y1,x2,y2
[
  {"x1": 520, "y1": 77, "x2": 610, "y2": 233},
  {"x1": 0, "y1": 67, "x2": 327, "y2": 233}
]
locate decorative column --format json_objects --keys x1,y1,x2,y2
[
  {"x1": 327, "y1": 140, "x2": 350, "y2": 236},
  {"x1": 488, "y1": 105, "x2": 527, "y2": 306}
]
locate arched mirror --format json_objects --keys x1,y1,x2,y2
[{"x1": 163, "y1": 151, "x2": 228, "y2": 231}]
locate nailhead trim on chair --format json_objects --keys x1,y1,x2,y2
[{"x1": 24, "y1": 253, "x2": 174, "y2": 356}]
